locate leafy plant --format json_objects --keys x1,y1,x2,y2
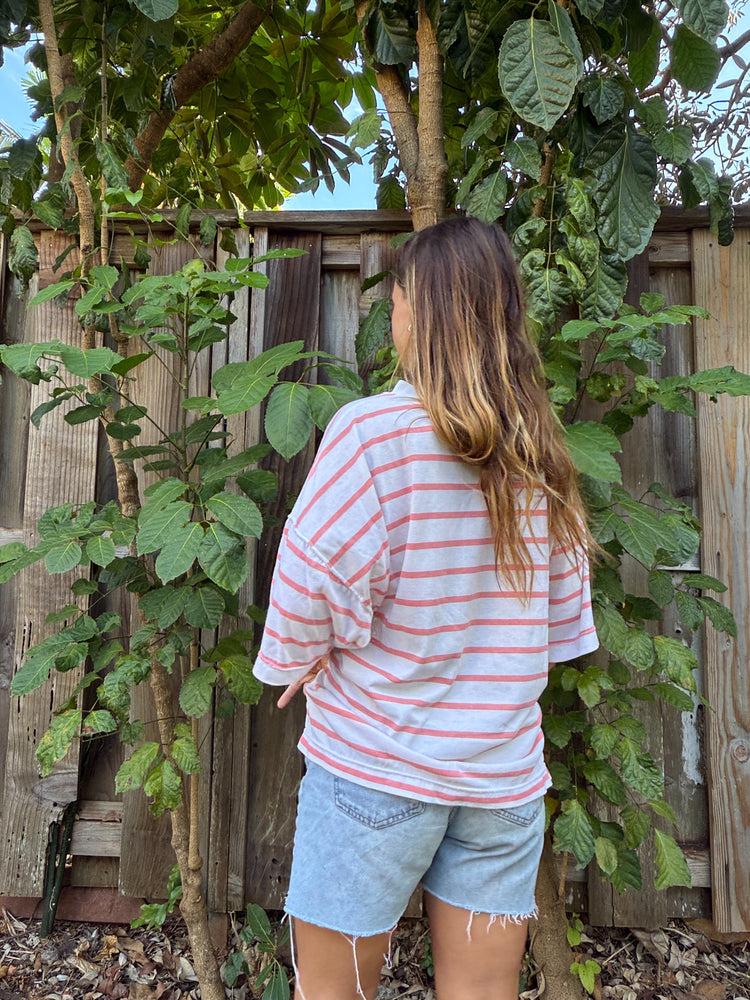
[
  {"x1": 131, "y1": 864, "x2": 183, "y2": 930},
  {"x1": 225, "y1": 903, "x2": 291, "y2": 1000}
]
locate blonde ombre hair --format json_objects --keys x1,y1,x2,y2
[{"x1": 395, "y1": 216, "x2": 594, "y2": 591}]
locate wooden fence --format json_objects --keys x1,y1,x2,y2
[{"x1": 0, "y1": 209, "x2": 748, "y2": 933}]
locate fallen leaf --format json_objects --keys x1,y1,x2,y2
[{"x1": 692, "y1": 980, "x2": 728, "y2": 1000}]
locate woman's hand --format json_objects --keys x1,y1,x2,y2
[{"x1": 277, "y1": 655, "x2": 329, "y2": 710}]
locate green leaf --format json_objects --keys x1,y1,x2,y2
[
  {"x1": 137, "y1": 501, "x2": 192, "y2": 555},
  {"x1": 367, "y1": 6, "x2": 415, "y2": 65},
  {"x1": 680, "y1": 0, "x2": 728, "y2": 41},
  {"x1": 684, "y1": 573, "x2": 727, "y2": 593},
  {"x1": 652, "y1": 682, "x2": 696, "y2": 713},
  {"x1": 155, "y1": 522, "x2": 204, "y2": 583},
  {"x1": 548, "y1": 3, "x2": 583, "y2": 78},
  {"x1": 465, "y1": 171, "x2": 508, "y2": 223},
  {"x1": 653, "y1": 125, "x2": 693, "y2": 166},
  {"x1": 86, "y1": 536, "x2": 117, "y2": 568},
  {"x1": 583, "y1": 759, "x2": 627, "y2": 804},
  {"x1": 579, "y1": 253, "x2": 628, "y2": 320},
  {"x1": 576, "y1": 0, "x2": 605, "y2": 20},
  {"x1": 83, "y1": 709, "x2": 118, "y2": 735},
  {"x1": 462, "y1": 108, "x2": 499, "y2": 149},
  {"x1": 376, "y1": 176, "x2": 406, "y2": 210},
  {"x1": 589, "y1": 722, "x2": 619, "y2": 758},
  {"x1": 697, "y1": 596, "x2": 737, "y2": 637},
  {"x1": 8, "y1": 138, "x2": 39, "y2": 179},
  {"x1": 653, "y1": 635, "x2": 698, "y2": 692},
  {"x1": 141, "y1": 478, "x2": 187, "y2": 515},
  {"x1": 498, "y1": 19, "x2": 580, "y2": 131},
  {"x1": 563, "y1": 422, "x2": 622, "y2": 482},
  {"x1": 671, "y1": 26, "x2": 720, "y2": 91},
  {"x1": 623, "y1": 628, "x2": 655, "y2": 671},
  {"x1": 265, "y1": 383, "x2": 313, "y2": 462},
  {"x1": 139, "y1": 586, "x2": 189, "y2": 629},
  {"x1": 144, "y1": 759, "x2": 182, "y2": 817},
  {"x1": 622, "y1": 804, "x2": 651, "y2": 849},
  {"x1": 221, "y1": 655, "x2": 264, "y2": 705},
  {"x1": 594, "y1": 835, "x2": 619, "y2": 876},
  {"x1": 206, "y1": 492, "x2": 263, "y2": 539},
  {"x1": 131, "y1": 0, "x2": 178, "y2": 21},
  {"x1": 172, "y1": 724, "x2": 201, "y2": 774},
  {"x1": 198, "y1": 523, "x2": 248, "y2": 593},
  {"x1": 183, "y1": 588, "x2": 224, "y2": 629},
  {"x1": 675, "y1": 589, "x2": 704, "y2": 630},
  {"x1": 504, "y1": 137, "x2": 542, "y2": 181},
  {"x1": 37, "y1": 709, "x2": 82, "y2": 776},
  {"x1": 308, "y1": 384, "x2": 360, "y2": 431},
  {"x1": 654, "y1": 829, "x2": 692, "y2": 889},
  {"x1": 95, "y1": 137, "x2": 129, "y2": 189},
  {"x1": 237, "y1": 470, "x2": 279, "y2": 505},
  {"x1": 115, "y1": 742, "x2": 160, "y2": 793},
  {"x1": 629, "y1": 20, "x2": 660, "y2": 89},
  {"x1": 581, "y1": 76, "x2": 624, "y2": 124},
  {"x1": 553, "y1": 799, "x2": 596, "y2": 867},
  {"x1": 45, "y1": 541, "x2": 83, "y2": 574},
  {"x1": 356, "y1": 297, "x2": 391, "y2": 364},
  {"x1": 619, "y1": 739, "x2": 663, "y2": 798},
  {"x1": 179, "y1": 665, "x2": 217, "y2": 718},
  {"x1": 611, "y1": 848, "x2": 642, "y2": 892},
  {"x1": 648, "y1": 569, "x2": 675, "y2": 607},
  {"x1": 9, "y1": 226, "x2": 38, "y2": 283},
  {"x1": 587, "y1": 126, "x2": 660, "y2": 260},
  {"x1": 29, "y1": 281, "x2": 76, "y2": 306}
]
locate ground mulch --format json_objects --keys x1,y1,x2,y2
[{"x1": 0, "y1": 908, "x2": 747, "y2": 999}]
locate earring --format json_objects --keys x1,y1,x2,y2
[{"x1": 408, "y1": 324, "x2": 413, "y2": 333}]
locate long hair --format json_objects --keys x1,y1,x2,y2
[{"x1": 395, "y1": 216, "x2": 594, "y2": 592}]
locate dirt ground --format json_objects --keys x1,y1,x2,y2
[{"x1": 0, "y1": 908, "x2": 748, "y2": 1000}]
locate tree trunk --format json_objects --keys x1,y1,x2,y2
[
  {"x1": 149, "y1": 657, "x2": 226, "y2": 1000},
  {"x1": 530, "y1": 837, "x2": 586, "y2": 1000}
]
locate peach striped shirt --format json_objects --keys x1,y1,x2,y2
[{"x1": 254, "y1": 381, "x2": 598, "y2": 806}]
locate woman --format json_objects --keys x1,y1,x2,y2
[{"x1": 253, "y1": 216, "x2": 598, "y2": 1000}]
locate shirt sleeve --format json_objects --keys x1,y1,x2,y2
[
  {"x1": 253, "y1": 406, "x2": 390, "y2": 686},
  {"x1": 547, "y1": 543, "x2": 598, "y2": 663}
]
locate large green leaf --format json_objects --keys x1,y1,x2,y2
[
  {"x1": 130, "y1": 0, "x2": 178, "y2": 22},
  {"x1": 563, "y1": 422, "x2": 622, "y2": 482},
  {"x1": 579, "y1": 253, "x2": 627, "y2": 319},
  {"x1": 680, "y1": 0, "x2": 728, "y2": 41},
  {"x1": 498, "y1": 19, "x2": 580, "y2": 131},
  {"x1": 215, "y1": 372, "x2": 277, "y2": 416},
  {"x1": 198, "y1": 523, "x2": 248, "y2": 593},
  {"x1": 653, "y1": 125, "x2": 693, "y2": 165},
  {"x1": 115, "y1": 742, "x2": 160, "y2": 794},
  {"x1": 154, "y1": 521, "x2": 205, "y2": 583},
  {"x1": 220, "y1": 654, "x2": 264, "y2": 705},
  {"x1": 587, "y1": 126, "x2": 659, "y2": 260},
  {"x1": 438, "y1": 0, "x2": 497, "y2": 80},
  {"x1": 593, "y1": 600, "x2": 630, "y2": 658},
  {"x1": 308, "y1": 384, "x2": 360, "y2": 431},
  {"x1": 583, "y1": 759, "x2": 627, "y2": 804},
  {"x1": 628, "y1": 19, "x2": 661, "y2": 89},
  {"x1": 144, "y1": 759, "x2": 182, "y2": 817},
  {"x1": 548, "y1": 2, "x2": 583, "y2": 78},
  {"x1": 179, "y1": 665, "x2": 217, "y2": 718},
  {"x1": 184, "y1": 588, "x2": 225, "y2": 629},
  {"x1": 654, "y1": 829, "x2": 692, "y2": 889},
  {"x1": 9, "y1": 226, "x2": 38, "y2": 283},
  {"x1": 653, "y1": 635, "x2": 698, "y2": 692},
  {"x1": 504, "y1": 138, "x2": 542, "y2": 181},
  {"x1": 581, "y1": 77, "x2": 624, "y2": 124},
  {"x1": 58, "y1": 346, "x2": 122, "y2": 378},
  {"x1": 206, "y1": 492, "x2": 263, "y2": 539},
  {"x1": 553, "y1": 799, "x2": 596, "y2": 867},
  {"x1": 671, "y1": 26, "x2": 720, "y2": 92},
  {"x1": 45, "y1": 541, "x2": 84, "y2": 574},
  {"x1": 465, "y1": 171, "x2": 508, "y2": 223},
  {"x1": 36, "y1": 709, "x2": 83, "y2": 776},
  {"x1": 139, "y1": 586, "x2": 189, "y2": 629},
  {"x1": 619, "y1": 738, "x2": 663, "y2": 798},
  {"x1": 356, "y1": 297, "x2": 391, "y2": 364},
  {"x1": 172, "y1": 723, "x2": 201, "y2": 774},
  {"x1": 136, "y1": 501, "x2": 192, "y2": 555},
  {"x1": 366, "y1": 6, "x2": 415, "y2": 65},
  {"x1": 265, "y1": 383, "x2": 313, "y2": 461}
]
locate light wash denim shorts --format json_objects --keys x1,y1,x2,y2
[{"x1": 285, "y1": 761, "x2": 545, "y2": 937}]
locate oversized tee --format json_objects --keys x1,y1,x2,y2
[{"x1": 253, "y1": 380, "x2": 598, "y2": 807}]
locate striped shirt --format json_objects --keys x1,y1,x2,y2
[{"x1": 253, "y1": 380, "x2": 598, "y2": 806}]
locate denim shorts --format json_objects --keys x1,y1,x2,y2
[{"x1": 285, "y1": 761, "x2": 545, "y2": 937}]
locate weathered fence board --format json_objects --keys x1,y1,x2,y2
[
  {"x1": 693, "y1": 228, "x2": 750, "y2": 934},
  {"x1": 0, "y1": 232, "x2": 101, "y2": 894}
]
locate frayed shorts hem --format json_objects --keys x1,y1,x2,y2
[
  {"x1": 285, "y1": 907, "x2": 398, "y2": 940},
  {"x1": 421, "y1": 882, "x2": 538, "y2": 924}
]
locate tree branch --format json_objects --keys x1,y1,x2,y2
[
  {"x1": 411, "y1": 0, "x2": 447, "y2": 229},
  {"x1": 125, "y1": 0, "x2": 272, "y2": 190},
  {"x1": 720, "y1": 27, "x2": 750, "y2": 61},
  {"x1": 354, "y1": 1, "x2": 420, "y2": 185},
  {"x1": 38, "y1": 0, "x2": 96, "y2": 294}
]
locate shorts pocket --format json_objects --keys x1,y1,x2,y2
[
  {"x1": 490, "y1": 797, "x2": 544, "y2": 828},
  {"x1": 334, "y1": 777, "x2": 426, "y2": 830}
]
